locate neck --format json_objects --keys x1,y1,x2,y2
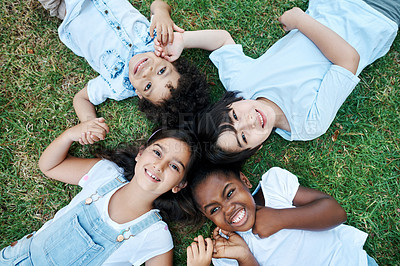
[
  {"x1": 257, "y1": 97, "x2": 291, "y2": 132},
  {"x1": 108, "y1": 180, "x2": 157, "y2": 224}
]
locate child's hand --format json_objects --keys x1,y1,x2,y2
[
  {"x1": 278, "y1": 7, "x2": 306, "y2": 32},
  {"x1": 212, "y1": 227, "x2": 254, "y2": 263},
  {"x1": 187, "y1": 235, "x2": 213, "y2": 266},
  {"x1": 252, "y1": 206, "x2": 283, "y2": 238},
  {"x1": 154, "y1": 32, "x2": 184, "y2": 62},
  {"x1": 150, "y1": 11, "x2": 184, "y2": 46},
  {"x1": 65, "y1": 118, "x2": 109, "y2": 145}
]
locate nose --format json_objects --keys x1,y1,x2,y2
[
  {"x1": 225, "y1": 202, "x2": 235, "y2": 218},
  {"x1": 142, "y1": 65, "x2": 154, "y2": 78},
  {"x1": 238, "y1": 113, "x2": 255, "y2": 131},
  {"x1": 152, "y1": 159, "x2": 167, "y2": 173}
]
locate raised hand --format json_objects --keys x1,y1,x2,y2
[{"x1": 187, "y1": 235, "x2": 213, "y2": 266}]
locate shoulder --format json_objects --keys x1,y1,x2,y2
[{"x1": 79, "y1": 159, "x2": 124, "y2": 187}]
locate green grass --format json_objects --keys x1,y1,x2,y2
[{"x1": 1, "y1": 0, "x2": 399, "y2": 265}]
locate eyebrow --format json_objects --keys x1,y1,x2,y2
[
  {"x1": 203, "y1": 183, "x2": 232, "y2": 212},
  {"x1": 154, "y1": 143, "x2": 186, "y2": 170}
]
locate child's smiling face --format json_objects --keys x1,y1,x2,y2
[
  {"x1": 134, "y1": 137, "x2": 191, "y2": 195},
  {"x1": 193, "y1": 172, "x2": 256, "y2": 232},
  {"x1": 129, "y1": 52, "x2": 180, "y2": 105},
  {"x1": 217, "y1": 99, "x2": 276, "y2": 153}
]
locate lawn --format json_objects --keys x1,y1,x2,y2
[{"x1": 0, "y1": 0, "x2": 399, "y2": 265}]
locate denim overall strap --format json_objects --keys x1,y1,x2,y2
[
  {"x1": 117, "y1": 211, "x2": 163, "y2": 242},
  {"x1": 26, "y1": 175, "x2": 163, "y2": 266}
]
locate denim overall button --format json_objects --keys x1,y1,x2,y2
[
  {"x1": 26, "y1": 234, "x2": 33, "y2": 239},
  {"x1": 10, "y1": 241, "x2": 18, "y2": 247},
  {"x1": 85, "y1": 198, "x2": 93, "y2": 205},
  {"x1": 104, "y1": 10, "x2": 108, "y2": 14},
  {"x1": 117, "y1": 26, "x2": 121, "y2": 30},
  {"x1": 116, "y1": 235, "x2": 124, "y2": 242},
  {"x1": 128, "y1": 44, "x2": 132, "y2": 47}
]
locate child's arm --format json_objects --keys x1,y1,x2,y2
[
  {"x1": 187, "y1": 235, "x2": 214, "y2": 266},
  {"x1": 149, "y1": 0, "x2": 184, "y2": 45},
  {"x1": 145, "y1": 249, "x2": 173, "y2": 266},
  {"x1": 73, "y1": 85, "x2": 97, "y2": 122},
  {"x1": 212, "y1": 228, "x2": 259, "y2": 266},
  {"x1": 253, "y1": 186, "x2": 347, "y2": 238},
  {"x1": 38, "y1": 118, "x2": 109, "y2": 185},
  {"x1": 154, "y1": 29, "x2": 235, "y2": 62},
  {"x1": 279, "y1": 7, "x2": 360, "y2": 74}
]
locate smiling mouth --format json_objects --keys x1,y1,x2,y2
[
  {"x1": 255, "y1": 109, "x2": 265, "y2": 128},
  {"x1": 134, "y1": 58, "x2": 148, "y2": 74},
  {"x1": 230, "y1": 208, "x2": 247, "y2": 225},
  {"x1": 146, "y1": 169, "x2": 161, "y2": 182}
]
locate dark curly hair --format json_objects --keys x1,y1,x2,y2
[
  {"x1": 194, "y1": 91, "x2": 262, "y2": 163},
  {"x1": 95, "y1": 128, "x2": 201, "y2": 224},
  {"x1": 138, "y1": 57, "x2": 210, "y2": 128},
  {"x1": 179, "y1": 159, "x2": 244, "y2": 227}
]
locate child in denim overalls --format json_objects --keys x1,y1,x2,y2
[{"x1": 0, "y1": 118, "x2": 199, "y2": 265}]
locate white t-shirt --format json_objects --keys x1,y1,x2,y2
[
  {"x1": 37, "y1": 160, "x2": 173, "y2": 266},
  {"x1": 210, "y1": 0, "x2": 397, "y2": 141},
  {"x1": 212, "y1": 167, "x2": 369, "y2": 266}
]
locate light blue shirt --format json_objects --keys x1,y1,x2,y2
[
  {"x1": 58, "y1": 0, "x2": 155, "y2": 105},
  {"x1": 210, "y1": 0, "x2": 397, "y2": 141}
]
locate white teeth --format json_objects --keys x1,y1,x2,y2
[
  {"x1": 137, "y1": 59, "x2": 147, "y2": 73},
  {"x1": 146, "y1": 169, "x2": 160, "y2": 181},
  {"x1": 257, "y1": 111, "x2": 264, "y2": 127},
  {"x1": 232, "y1": 209, "x2": 245, "y2": 224}
]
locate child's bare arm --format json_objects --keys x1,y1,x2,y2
[
  {"x1": 73, "y1": 85, "x2": 97, "y2": 122},
  {"x1": 187, "y1": 235, "x2": 213, "y2": 266},
  {"x1": 150, "y1": 0, "x2": 184, "y2": 45},
  {"x1": 253, "y1": 186, "x2": 347, "y2": 238},
  {"x1": 212, "y1": 228, "x2": 259, "y2": 266},
  {"x1": 38, "y1": 118, "x2": 109, "y2": 184},
  {"x1": 279, "y1": 7, "x2": 360, "y2": 74},
  {"x1": 154, "y1": 30, "x2": 235, "y2": 62}
]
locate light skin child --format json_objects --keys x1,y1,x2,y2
[
  {"x1": 38, "y1": 118, "x2": 192, "y2": 265},
  {"x1": 186, "y1": 171, "x2": 347, "y2": 266},
  {"x1": 155, "y1": 7, "x2": 360, "y2": 153},
  {"x1": 73, "y1": 0, "x2": 185, "y2": 125}
]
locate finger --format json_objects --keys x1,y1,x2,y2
[
  {"x1": 205, "y1": 238, "x2": 213, "y2": 256},
  {"x1": 149, "y1": 23, "x2": 155, "y2": 38},
  {"x1": 168, "y1": 26, "x2": 173, "y2": 44},
  {"x1": 80, "y1": 132, "x2": 89, "y2": 145},
  {"x1": 197, "y1": 235, "x2": 205, "y2": 254},
  {"x1": 89, "y1": 132, "x2": 104, "y2": 142},
  {"x1": 173, "y1": 23, "x2": 185, "y2": 33},
  {"x1": 190, "y1": 242, "x2": 199, "y2": 256},
  {"x1": 161, "y1": 25, "x2": 168, "y2": 45},
  {"x1": 212, "y1": 227, "x2": 221, "y2": 238},
  {"x1": 186, "y1": 246, "x2": 194, "y2": 261}
]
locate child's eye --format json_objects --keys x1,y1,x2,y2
[
  {"x1": 153, "y1": 150, "x2": 161, "y2": 157},
  {"x1": 210, "y1": 207, "x2": 220, "y2": 215},
  {"x1": 158, "y1": 67, "x2": 166, "y2": 75},
  {"x1": 227, "y1": 189, "x2": 234, "y2": 199},
  {"x1": 241, "y1": 133, "x2": 247, "y2": 143},
  {"x1": 232, "y1": 110, "x2": 238, "y2": 120},
  {"x1": 145, "y1": 82, "x2": 152, "y2": 91},
  {"x1": 170, "y1": 163, "x2": 180, "y2": 172}
]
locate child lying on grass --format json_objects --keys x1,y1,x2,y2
[
  {"x1": 154, "y1": 0, "x2": 399, "y2": 162},
  {"x1": 185, "y1": 162, "x2": 377, "y2": 265},
  {"x1": 39, "y1": 0, "x2": 210, "y2": 127}
]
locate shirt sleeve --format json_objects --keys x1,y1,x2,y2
[
  {"x1": 87, "y1": 74, "x2": 137, "y2": 105},
  {"x1": 209, "y1": 44, "x2": 253, "y2": 92},
  {"x1": 130, "y1": 221, "x2": 173, "y2": 265},
  {"x1": 261, "y1": 167, "x2": 300, "y2": 208},
  {"x1": 78, "y1": 159, "x2": 123, "y2": 188},
  {"x1": 301, "y1": 64, "x2": 360, "y2": 140},
  {"x1": 212, "y1": 257, "x2": 239, "y2": 266}
]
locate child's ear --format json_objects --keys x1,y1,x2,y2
[
  {"x1": 136, "y1": 91, "x2": 143, "y2": 99},
  {"x1": 135, "y1": 146, "x2": 145, "y2": 162},
  {"x1": 172, "y1": 181, "x2": 187, "y2": 193},
  {"x1": 239, "y1": 172, "x2": 252, "y2": 189}
]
